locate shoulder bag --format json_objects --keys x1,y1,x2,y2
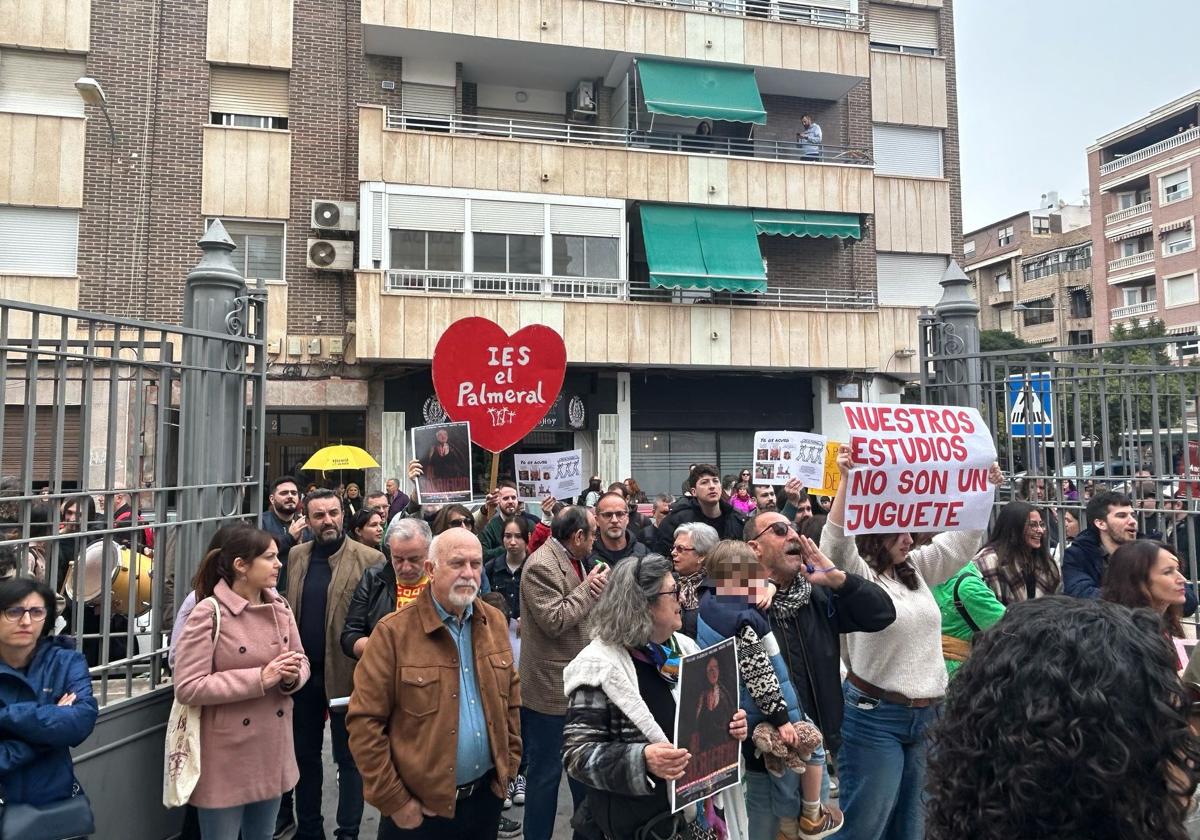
[
  {"x1": 0, "y1": 778, "x2": 95, "y2": 840},
  {"x1": 162, "y1": 596, "x2": 221, "y2": 808}
]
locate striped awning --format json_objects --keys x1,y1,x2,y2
[
  {"x1": 1167, "y1": 323, "x2": 1200, "y2": 336},
  {"x1": 1106, "y1": 223, "x2": 1153, "y2": 241},
  {"x1": 1160, "y1": 217, "x2": 1194, "y2": 234}
]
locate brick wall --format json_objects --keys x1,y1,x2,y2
[
  {"x1": 760, "y1": 94, "x2": 846, "y2": 148},
  {"x1": 762, "y1": 228, "x2": 877, "y2": 296},
  {"x1": 938, "y1": 0, "x2": 963, "y2": 261}
]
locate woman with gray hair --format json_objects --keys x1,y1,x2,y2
[
  {"x1": 563, "y1": 553, "x2": 749, "y2": 840},
  {"x1": 671, "y1": 522, "x2": 719, "y2": 639}
]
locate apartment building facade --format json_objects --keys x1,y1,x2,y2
[
  {"x1": 1088, "y1": 90, "x2": 1200, "y2": 346},
  {"x1": 0, "y1": 0, "x2": 961, "y2": 495}
]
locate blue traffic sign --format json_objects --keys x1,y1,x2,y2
[{"x1": 1007, "y1": 372, "x2": 1053, "y2": 438}]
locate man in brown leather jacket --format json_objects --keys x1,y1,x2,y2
[{"x1": 347, "y1": 527, "x2": 521, "y2": 839}]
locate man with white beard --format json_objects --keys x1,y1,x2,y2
[{"x1": 347, "y1": 528, "x2": 522, "y2": 839}]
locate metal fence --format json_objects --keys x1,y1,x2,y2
[{"x1": 0, "y1": 229, "x2": 266, "y2": 708}]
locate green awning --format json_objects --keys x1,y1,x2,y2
[
  {"x1": 637, "y1": 59, "x2": 767, "y2": 125},
  {"x1": 752, "y1": 210, "x2": 862, "y2": 240},
  {"x1": 641, "y1": 205, "x2": 767, "y2": 293}
]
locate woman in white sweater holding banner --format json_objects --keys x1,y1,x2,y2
[{"x1": 812, "y1": 442, "x2": 1002, "y2": 840}]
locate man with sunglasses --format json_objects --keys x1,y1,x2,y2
[
  {"x1": 589, "y1": 491, "x2": 649, "y2": 567},
  {"x1": 742, "y1": 510, "x2": 895, "y2": 840},
  {"x1": 652, "y1": 464, "x2": 746, "y2": 556}
]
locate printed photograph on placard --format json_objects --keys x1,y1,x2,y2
[
  {"x1": 512, "y1": 449, "x2": 583, "y2": 503},
  {"x1": 411, "y1": 421, "x2": 473, "y2": 504},
  {"x1": 752, "y1": 431, "x2": 828, "y2": 486},
  {"x1": 671, "y1": 637, "x2": 741, "y2": 813}
]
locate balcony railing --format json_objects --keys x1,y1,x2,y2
[
  {"x1": 1100, "y1": 125, "x2": 1200, "y2": 176},
  {"x1": 385, "y1": 270, "x2": 878, "y2": 309},
  {"x1": 386, "y1": 110, "x2": 874, "y2": 167},
  {"x1": 1108, "y1": 251, "x2": 1155, "y2": 272},
  {"x1": 614, "y1": 0, "x2": 865, "y2": 29},
  {"x1": 1104, "y1": 201, "x2": 1151, "y2": 226},
  {"x1": 1110, "y1": 301, "x2": 1158, "y2": 320}
]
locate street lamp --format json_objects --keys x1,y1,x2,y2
[{"x1": 74, "y1": 76, "x2": 116, "y2": 143}]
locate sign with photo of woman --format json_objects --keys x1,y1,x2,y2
[
  {"x1": 671, "y1": 636, "x2": 740, "y2": 812},
  {"x1": 411, "y1": 421, "x2": 473, "y2": 504}
]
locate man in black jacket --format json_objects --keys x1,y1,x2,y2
[
  {"x1": 744, "y1": 509, "x2": 895, "y2": 837},
  {"x1": 340, "y1": 516, "x2": 433, "y2": 659},
  {"x1": 589, "y1": 492, "x2": 649, "y2": 567},
  {"x1": 652, "y1": 464, "x2": 746, "y2": 555}
]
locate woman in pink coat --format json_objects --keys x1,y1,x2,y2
[{"x1": 174, "y1": 524, "x2": 310, "y2": 840}]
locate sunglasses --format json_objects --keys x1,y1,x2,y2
[
  {"x1": 448, "y1": 518, "x2": 471, "y2": 528},
  {"x1": 749, "y1": 520, "x2": 796, "y2": 541}
]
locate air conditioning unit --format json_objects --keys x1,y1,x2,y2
[
  {"x1": 307, "y1": 239, "x2": 355, "y2": 271},
  {"x1": 311, "y1": 200, "x2": 358, "y2": 232},
  {"x1": 574, "y1": 81, "x2": 596, "y2": 114}
]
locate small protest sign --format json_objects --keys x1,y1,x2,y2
[
  {"x1": 752, "y1": 431, "x2": 827, "y2": 486},
  {"x1": 411, "y1": 421, "x2": 473, "y2": 505},
  {"x1": 806, "y1": 441, "x2": 843, "y2": 498},
  {"x1": 513, "y1": 449, "x2": 583, "y2": 503},
  {"x1": 671, "y1": 637, "x2": 741, "y2": 813},
  {"x1": 841, "y1": 403, "x2": 997, "y2": 535}
]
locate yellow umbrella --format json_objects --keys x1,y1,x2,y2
[{"x1": 302, "y1": 445, "x2": 380, "y2": 471}]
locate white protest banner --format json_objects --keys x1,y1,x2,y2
[
  {"x1": 753, "y1": 431, "x2": 827, "y2": 486},
  {"x1": 513, "y1": 449, "x2": 583, "y2": 503},
  {"x1": 841, "y1": 403, "x2": 997, "y2": 535}
]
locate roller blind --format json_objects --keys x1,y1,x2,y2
[
  {"x1": 549, "y1": 205, "x2": 621, "y2": 237},
  {"x1": 872, "y1": 125, "x2": 943, "y2": 177},
  {"x1": 0, "y1": 50, "x2": 86, "y2": 116},
  {"x1": 869, "y1": 6, "x2": 939, "y2": 50},
  {"x1": 471, "y1": 200, "x2": 544, "y2": 235},
  {"x1": 1163, "y1": 170, "x2": 1191, "y2": 189},
  {"x1": 370, "y1": 191, "x2": 385, "y2": 261},
  {"x1": 2, "y1": 407, "x2": 82, "y2": 483},
  {"x1": 402, "y1": 83, "x2": 455, "y2": 115},
  {"x1": 209, "y1": 66, "x2": 289, "y2": 117},
  {"x1": 0, "y1": 207, "x2": 78, "y2": 275},
  {"x1": 387, "y1": 195, "x2": 465, "y2": 231},
  {"x1": 876, "y1": 253, "x2": 947, "y2": 306}
]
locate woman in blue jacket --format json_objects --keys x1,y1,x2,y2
[{"x1": 0, "y1": 577, "x2": 98, "y2": 807}]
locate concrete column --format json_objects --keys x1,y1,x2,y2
[{"x1": 616, "y1": 372, "x2": 632, "y2": 481}]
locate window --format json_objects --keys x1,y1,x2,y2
[
  {"x1": 1163, "y1": 226, "x2": 1195, "y2": 257},
  {"x1": 997, "y1": 307, "x2": 1013, "y2": 332},
  {"x1": 209, "y1": 67, "x2": 289, "y2": 128},
  {"x1": 208, "y1": 219, "x2": 285, "y2": 281},
  {"x1": 1165, "y1": 272, "x2": 1198, "y2": 308},
  {"x1": 1162, "y1": 169, "x2": 1192, "y2": 205},
  {"x1": 872, "y1": 126, "x2": 943, "y2": 178},
  {"x1": 1123, "y1": 286, "x2": 1156, "y2": 306},
  {"x1": 473, "y1": 233, "x2": 542, "y2": 274},
  {"x1": 1069, "y1": 288, "x2": 1092, "y2": 318},
  {"x1": 1118, "y1": 192, "x2": 1137, "y2": 210},
  {"x1": 995, "y1": 271, "x2": 1011, "y2": 293},
  {"x1": 868, "y1": 6, "x2": 939, "y2": 54},
  {"x1": 0, "y1": 50, "x2": 86, "y2": 116},
  {"x1": 213, "y1": 113, "x2": 288, "y2": 130},
  {"x1": 552, "y1": 236, "x2": 619, "y2": 279},
  {"x1": 1022, "y1": 298, "x2": 1054, "y2": 326},
  {"x1": 1022, "y1": 247, "x2": 1092, "y2": 281},
  {"x1": 390, "y1": 230, "x2": 462, "y2": 271},
  {"x1": 998, "y1": 225, "x2": 1014, "y2": 247},
  {"x1": 1177, "y1": 340, "x2": 1200, "y2": 358},
  {"x1": 1121, "y1": 235, "x2": 1152, "y2": 256},
  {"x1": 963, "y1": 240, "x2": 976, "y2": 258},
  {"x1": 1068, "y1": 330, "x2": 1093, "y2": 346},
  {"x1": 876, "y1": 253, "x2": 949, "y2": 307},
  {"x1": 1032, "y1": 216, "x2": 1051, "y2": 235},
  {"x1": 0, "y1": 206, "x2": 78, "y2": 275}
]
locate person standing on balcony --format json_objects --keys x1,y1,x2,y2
[{"x1": 799, "y1": 115, "x2": 823, "y2": 161}]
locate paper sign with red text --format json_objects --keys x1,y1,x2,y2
[{"x1": 841, "y1": 403, "x2": 996, "y2": 535}]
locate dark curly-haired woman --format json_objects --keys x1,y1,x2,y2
[{"x1": 927, "y1": 596, "x2": 1200, "y2": 840}]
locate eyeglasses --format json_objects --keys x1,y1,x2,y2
[
  {"x1": 597, "y1": 510, "x2": 628, "y2": 520},
  {"x1": 650, "y1": 588, "x2": 681, "y2": 602},
  {"x1": 671, "y1": 544, "x2": 694, "y2": 554},
  {"x1": 448, "y1": 518, "x2": 471, "y2": 528},
  {"x1": 3, "y1": 606, "x2": 47, "y2": 622},
  {"x1": 749, "y1": 520, "x2": 796, "y2": 541},
  {"x1": 1025, "y1": 522, "x2": 1047, "y2": 531}
]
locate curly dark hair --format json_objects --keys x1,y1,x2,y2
[
  {"x1": 926, "y1": 596, "x2": 1200, "y2": 840},
  {"x1": 1103, "y1": 539, "x2": 1184, "y2": 638}
]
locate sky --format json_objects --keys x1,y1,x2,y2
[{"x1": 955, "y1": 1, "x2": 1200, "y2": 231}]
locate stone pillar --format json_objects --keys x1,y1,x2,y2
[{"x1": 932, "y1": 260, "x2": 982, "y2": 409}]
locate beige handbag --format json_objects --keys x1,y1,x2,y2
[{"x1": 163, "y1": 597, "x2": 220, "y2": 808}]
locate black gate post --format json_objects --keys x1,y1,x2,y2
[{"x1": 930, "y1": 260, "x2": 982, "y2": 409}]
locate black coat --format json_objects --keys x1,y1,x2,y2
[
  {"x1": 651, "y1": 497, "x2": 746, "y2": 555},
  {"x1": 757, "y1": 573, "x2": 896, "y2": 756},
  {"x1": 340, "y1": 561, "x2": 397, "y2": 659}
]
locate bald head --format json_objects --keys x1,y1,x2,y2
[
  {"x1": 429, "y1": 527, "x2": 481, "y2": 567},
  {"x1": 425, "y1": 527, "x2": 483, "y2": 617}
]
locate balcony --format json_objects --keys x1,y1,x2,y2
[
  {"x1": 987, "y1": 290, "x2": 1013, "y2": 307},
  {"x1": 1100, "y1": 125, "x2": 1200, "y2": 177},
  {"x1": 1104, "y1": 201, "x2": 1151, "y2": 227},
  {"x1": 1107, "y1": 251, "x2": 1154, "y2": 273},
  {"x1": 610, "y1": 0, "x2": 863, "y2": 29},
  {"x1": 1110, "y1": 301, "x2": 1158, "y2": 320}
]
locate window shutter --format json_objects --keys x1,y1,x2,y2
[
  {"x1": 0, "y1": 50, "x2": 86, "y2": 116},
  {"x1": 0, "y1": 207, "x2": 78, "y2": 275},
  {"x1": 549, "y1": 205, "x2": 622, "y2": 237},
  {"x1": 872, "y1": 125, "x2": 943, "y2": 177},
  {"x1": 401, "y1": 83, "x2": 455, "y2": 115},
  {"x1": 876, "y1": 253, "x2": 947, "y2": 306},
  {"x1": 869, "y1": 6, "x2": 939, "y2": 50},
  {"x1": 371, "y1": 191, "x2": 385, "y2": 262},
  {"x1": 470, "y1": 200, "x2": 544, "y2": 235},
  {"x1": 2, "y1": 407, "x2": 82, "y2": 482},
  {"x1": 387, "y1": 195, "x2": 465, "y2": 231},
  {"x1": 1162, "y1": 170, "x2": 1190, "y2": 189},
  {"x1": 209, "y1": 67, "x2": 289, "y2": 117}
]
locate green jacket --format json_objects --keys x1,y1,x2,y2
[{"x1": 933, "y1": 563, "x2": 1006, "y2": 679}]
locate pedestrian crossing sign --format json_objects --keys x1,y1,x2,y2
[{"x1": 1007, "y1": 372, "x2": 1053, "y2": 438}]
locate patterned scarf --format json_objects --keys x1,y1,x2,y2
[
  {"x1": 768, "y1": 573, "x2": 813, "y2": 619},
  {"x1": 630, "y1": 634, "x2": 682, "y2": 684},
  {"x1": 678, "y1": 571, "x2": 705, "y2": 611}
]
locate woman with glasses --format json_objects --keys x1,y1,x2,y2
[
  {"x1": 563, "y1": 554, "x2": 748, "y2": 840},
  {"x1": 671, "y1": 522, "x2": 719, "y2": 640},
  {"x1": 431, "y1": 504, "x2": 475, "y2": 535},
  {"x1": 819, "y1": 445, "x2": 1002, "y2": 840},
  {"x1": 972, "y1": 501, "x2": 1061, "y2": 605},
  {"x1": 0, "y1": 577, "x2": 98, "y2": 830}
]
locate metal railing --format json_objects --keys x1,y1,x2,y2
[
  {"x1": 1100, "y1": 125, "x2": 1200, "y2": 176},
  {"x1": 386, "y1": 110, "x2": 874, "y2": 167},
  {"x1": 1108, "y1": 250, "x2": 1155, "y2": 272},
  {"x1": 1105, "y1": 201, "x2": 1151, "y2": 226},
  {"x1": 615, "y1": 0, "x2": 865, "y2": 29},
  {"x1": 1110, "y1": 300, "x2": 1159, "y2": 319},
  {"x1": 386, "y1": 269, "x2": 878, "y2": 309}
]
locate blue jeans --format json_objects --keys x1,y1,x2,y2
[
  {"x1": 744, "y1": 705, "x2": 826, "y2": 824},
  {"x1": 197, "y1": 796, "x2": 281, "y2": 840},
  {"x1": 836, "y1": 680, "x2": 940, "y2": 840},
  {"x1": 294, "y1": 678, "x2": 364, "y2": 839},
  {"x1": 520, "y1": 707, "x2": 586, "y2": 840}
]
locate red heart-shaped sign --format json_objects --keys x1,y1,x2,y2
[{"x1": 431, "y1": 317, "x2": 568, "y2": 453}]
